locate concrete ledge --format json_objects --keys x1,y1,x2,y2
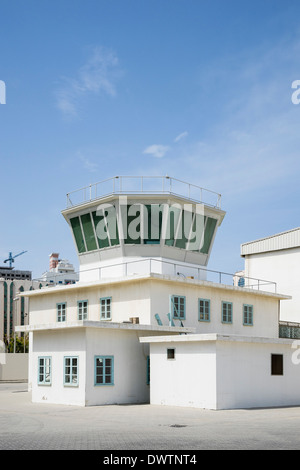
[
  {"x1": 16, "y1": 320, "x2": 195, "y2": 335},
  {"x1": 18, "y1": 272, "x2": 289, "y2": 300},
  {"x1": 139, "y1": 333, "x2": 297, "y2": 345}
]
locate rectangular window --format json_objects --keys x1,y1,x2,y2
[
  {"x1": 271, "y1": 354, "x2": 283, "y2": 376},
  {"x1": 38, "y1": 357, "x2": 51, "y2": 385},
  {"x1": 100, "y1": 297, "x2": 112, "y2": 320},
  {"x1": 167, "y1": 348, "x2": 175, "y2": 360},
  {"x1": 94, "y1": 356, "x2": 114, "y2": 385},
  {"x1": 70, "y1": 216, "x2": 86, "y2": 253},
  {"x1": 171, "y1": 295, "x2": 186, "y2": 320},
  {"x1": 147, "y1": 356, "x2": 150, "y2": 385},
  {"x1": 200, "y1": 217, "x2": 217, "y2": 254},
  {"x1": 80, "y1": 213, "x2": 97, "y2": 251},
  {"x1": 64, "y1": 356, "x2": 78, "y2": 386},
  {"x1": 199, "y1": 299, "x2": 210, "y2": 322},
  {"x1": 57, "y1": 302, "x2": 66, "y2": 322},
  {"x1": 243, "y1": 304, "x2": 253, "y2": 326},
  {"x1": 78, "y1": 300, "x2": 88, "y2": 320},
  {"x1": 222, "y1": 301, "x2": 233, "y2": 324}
]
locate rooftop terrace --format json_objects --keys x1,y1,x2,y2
[
  {"x1": 66, "y1": 176, "x2": 222, "y2": 209},
  {"x1": 26, "y1": 258, "x2": 278, "y2": 294}
]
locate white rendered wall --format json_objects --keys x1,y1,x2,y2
[
  {"x1": 0, "y1": 353, "x2": 28, "y2": 381},
  {"x1": 30, "y1": 327, "x2": 151, "y2": 406},
  {"x1": 148, "y1": 337, "x2": 300, "y2": 410},
  {"x1": 244, "y1": 248, "x2": 300, "y2": 322},
  {"x1": 31, "y1": 329, "x2": 86, "y2": 406},
  {"x1": 85, "y1": 328, "x2": 150, "y2": 406},
  {"x1": 79, "y1": 255, "x2": 208, "y2": 283},
  {"x1": 29, "y1": 282, "x2": 151, "y2": 326},
  {"x1": 27, "y1": 276, "x2": 281, "y2": 338},
  {"x1": 149, "y1": 278, "x2": 280, "y2": 338},
  {"x1": 216, "y1": 339, "x2": 300, "y2": 409},
  {"x1": 149, "y1": 340, "x2": 217, "y2": 409}
]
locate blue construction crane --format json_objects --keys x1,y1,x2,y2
[{"x1": 4, "y1": 250, "x2": 27, "y2": 268}]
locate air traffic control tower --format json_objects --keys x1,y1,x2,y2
[{"x1": 62, "y1": 176, "x2": 225, "y2": 282}]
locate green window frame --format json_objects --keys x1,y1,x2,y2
[
  {"x1": 9, "y1": 282, "x2": 14, "y2": 336},
  {"x1": 20, "y1": 286, "x2": 26, "y2": 326},
  {"x1": 199, "y1": 298, "x2": 210, "y2": 322},
  {"x1": 57, "y1": 302, "x2": 66, "y2": 322},
  {"x1": 100, "y1": 297, "x2": 112, "y2": 320},
  {"x1": 94, "y1": 356, "x2": 114, "y2": 385},
  {"x1": 146, "y1": 356, "x2": 150, "y2": 385},
  {"x1": 243, "y1": 304, "x2": 253, "y2": 326},
  {"x1": 38, "y1": 356, "x2": 52, "y2": 385},
  {"x1": 3, "y1": 281, "x2": 7, "y2": 337},
  {"x1": 170, "y1": 295, "x2": 186, "y2": 320},
  {"x1": 222, "y1": 301, "x2": 232, "y2": 324},
  {"x1": 78, "y1": 300, "x2": 88, "y2": 320},
  {"x1": 64, "y1": 356, "x2": 79, "y2": 386}
]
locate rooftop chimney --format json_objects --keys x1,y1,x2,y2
[{"x1": 49, "y1": 253, "x2": 59, "y2": 271}]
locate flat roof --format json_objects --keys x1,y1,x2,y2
[
  {"x1": 241, "y1": 227, "x2": 300, "y2": 256},
  {"x1": 65, "y1": 175, "x2": 223, "y2": 210},
  {"x1": 140, "y1": 333, "x2": 296, "y2": 346},
  {"x1": 19, "y1": 273, "x2": 290, "y2": 300},
  {"x1": 15, "y1": 320, "x2": 195, "y2": 335}
]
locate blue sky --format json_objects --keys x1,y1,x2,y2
[{"x1": 1, "y1": 0, "x2": 300, "y2": 279}]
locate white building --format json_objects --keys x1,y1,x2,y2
[
  {"x1": 40, "y1": 253, "x2": 79, "y2": 285},
  {"x1": 0, "y1": 268, "x2": 45, "y2": 345},
  {"x1": 241, "y1": 227, "x2": 300, "y2": 323},
  {"x1": 16, "y1": 176, "x2": 300, "y2": 410}
]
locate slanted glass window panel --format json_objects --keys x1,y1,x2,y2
[
  {"x1": 200, "y1": 217, "x2": 217, "y2": 254},
  {"x1": 122, "y1": 204, "x2": 141, "y2": 244},
  {"x1": 80, "y1": 213, "x2": 97, "y2": 251},
  {"x1": 105, "y1": 206, "x2": 120, "y2": 246},
  {"x1": 70, "y1": 217, "x2": 86, "y2": 253},
  {"x1": 187, "y1": 213, "x2": 206, "y2": 252},
  {"x1": 92, "y1": 211, "x2": 110, "y2": 248},
  {"x1": 175, "y1": 209, "x2": 189, "y2": 249},
  {"x1": 164, "y1": 205, "x2": 182, "y2": 247},
  {"x1": 143, "y1": 204, "x2": 162, "y2": 244}
]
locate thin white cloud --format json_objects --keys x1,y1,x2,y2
[
  {"x1": 78, "y1": 153, "x2": 98, "y2": 173},
  {"x1": 56, "y1": 46, "x2": 120, "y2": 117},
  {"x1": 143, "y1": 144, "x2": 170, "y2": 158},
  {"x1": 174, "y1": 131, "x2": 188, "y2": 143}
]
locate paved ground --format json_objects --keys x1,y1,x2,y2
[{"x1": 1, "y1": 382, "x2": 300, "y2": 451}]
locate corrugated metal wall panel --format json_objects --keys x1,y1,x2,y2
[{"x1": 241, "y1": 228, "x2": 300, "y2": 255}]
